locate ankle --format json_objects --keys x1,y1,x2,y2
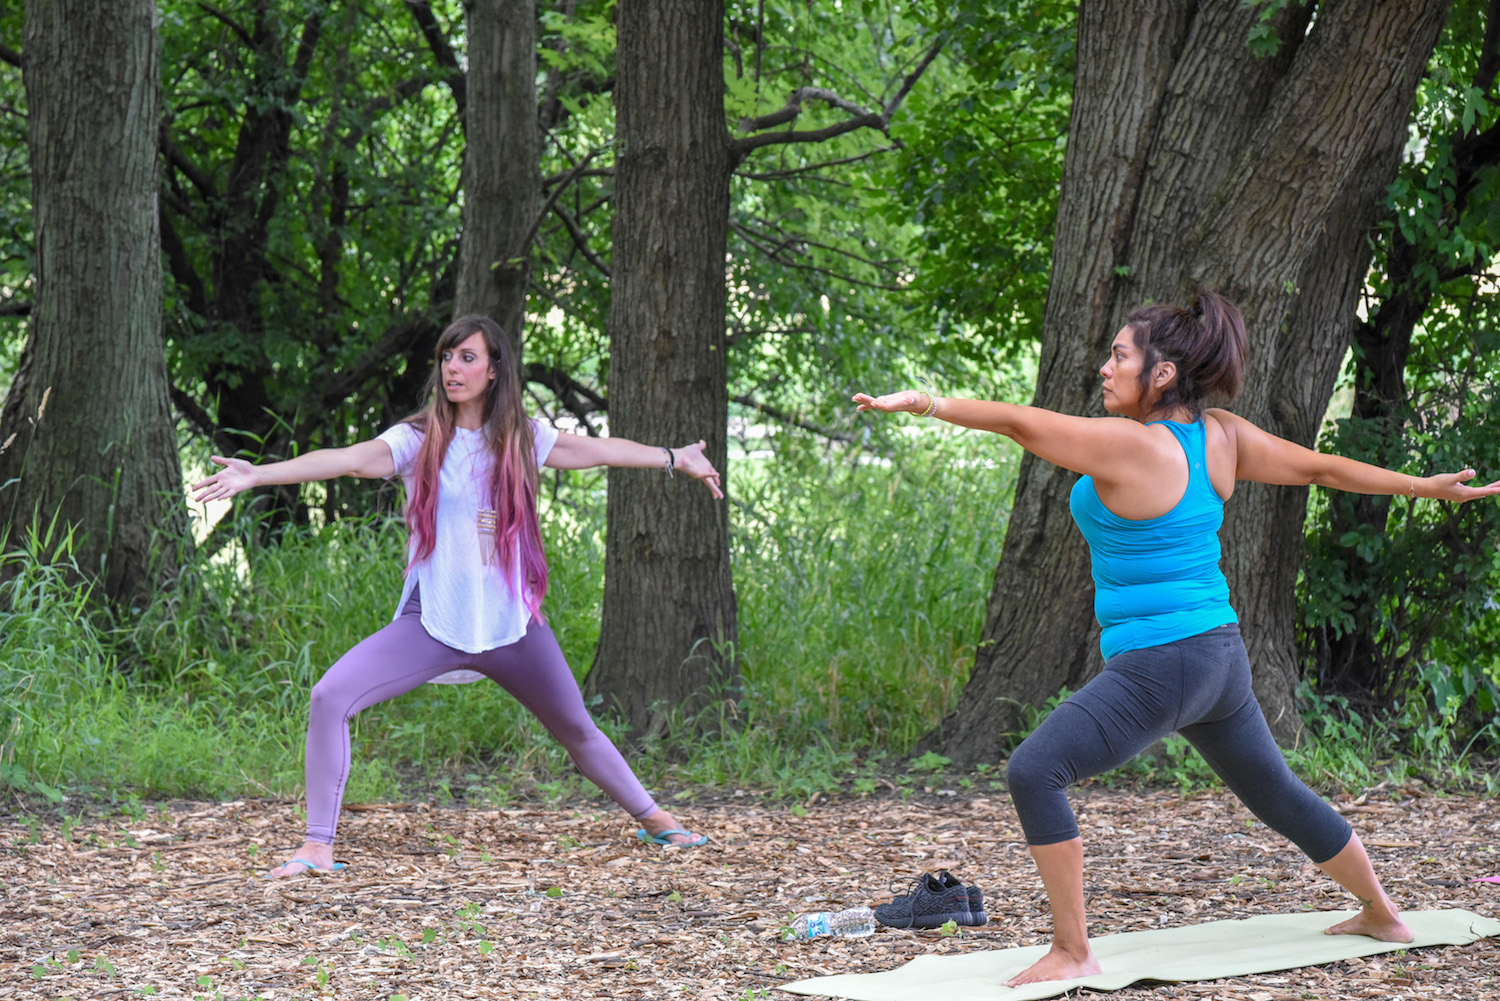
[{"x1": 1047, "y1": 938, "x2": 1094, "y2": 963}]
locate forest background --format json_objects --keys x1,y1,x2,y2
[{"x1": 1, "y1": 0, "x2": 1498, "y2": 816}]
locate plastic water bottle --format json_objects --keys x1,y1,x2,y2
[{"x1": 788, "y1": 906, "x2": 877, "y2": 940}]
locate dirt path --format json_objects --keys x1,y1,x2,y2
[{"x1": 2, "y1": 785, "x2": 1496, "y2": 1000}]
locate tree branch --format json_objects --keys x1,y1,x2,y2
[
  {"x1": 521, "y1": 144, "x2": 610, "y2": 256},
  {"x1": 549, "y1": 202, "x2": 611, "y2": 277},
  {"x1": 738, "y1": 86, "x2": 872, "y2": 132},
  {"x1": 405, "y1": 0, "x2": 465, "y2": 113},
  {"x1": 543, "y1": 166, "x2": 614, "y2": 187},
  {"x1": 724, "y1": 322, "x2": 815, "y2": 349},
  {"x1": 729, "y1": 37, "x2": 943, "y2": 165},
  {"x1": 317, "y1": 316, "x2": 440, "y2": 404},
  {"x1": 733, "y1": 112, "x2": 886, "y2": 160},
  {"x1": 731, "y1": 394, "x2": 853, "y2": 442},
  {"x1": 160, "y1": 132, "x2": 219, "y2": 204},
  {"x1": 883, "y1": 36, "x2": 944, "y2": 122},
  {"x1": 735, "y1": 217, "x2": 901, "y2": 270},
  {"x1": 525, "y1": 362, "x2": 608, "y2": 424},
  {"x1": 1474, "y1": 0, "x2": 1500, "y2": 96},
  {"x1": 734, "y1": 145, "x2": 897, "y2": 181},
  {"x1": 171, "y1": 386, "x2": 239, "y2": 455},
  {"x1": 0, "y1": 41, "x2": 21, "y2": 69},
  {"x1": 193, "y1": 1, "x2": 256, "y2": 50},
  {"x1": 0, "y1": 300, "x2": 31, "y2": 318}
]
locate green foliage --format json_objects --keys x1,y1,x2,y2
[
  {"x1": 722, "y1": 1, "x2": 954, "y2": 425},
  {"x1": 1242, "y1": 0, "x2": 1312, "y2": 59},
  {"x1": 1298, "y1": 0, "x2": 1500, "y2": 751},
  {"x1": 885, "y1": 1, "x2": 1074, "y2": 357},
  {"x1": 1, "y1": 422, "x2": 1011, "y2": 803}
]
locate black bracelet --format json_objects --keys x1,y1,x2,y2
[{"x1": 660, "y1": 445, "x2": 675, "y2": 477}]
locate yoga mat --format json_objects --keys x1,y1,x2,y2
[{"x1": 780, "y1": 909, "x2": 1500, "y2": 1001}]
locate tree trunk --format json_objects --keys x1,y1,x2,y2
[
  {"x1": 929, "y1": 0, "x2": 1449, "y2": 765},
  {"x1": 454, "y1": 0, "x2": 539, "y2": 351},
  {"x1": 2, "y1": 0, "x2": 186, "y2": 606},
  {"x1": 586, "y1": 0, "x2": 738, "y2": 734}
]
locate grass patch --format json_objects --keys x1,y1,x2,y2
[{"x1": 2, "y1": 427, "x2": 1495, "y2": 812}]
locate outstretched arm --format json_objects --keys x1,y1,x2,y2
[
  {"x1": 852, "y1": 390, "x2": 1165, "y2": 484},
  {"x1": 191, "y1": 439, "x2": 395, "y2": 504},
  {"x1": 544, "y1": 433, "x2": 724, "y2": 499},
  {"x1": 1211, "y1": 408, "x2": 1500, "y2": 503}
]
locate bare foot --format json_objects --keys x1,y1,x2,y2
[
  {"x1": 1323, "y1": 904, "x2": 1413, "y2": 943},
  {"x1": 265, "y1": 840, "x2": 339, "y2": 879},
  {"x1": 637, "y1": 807, "x2": 707, "y2": 846},
  {"x1": 1004, "y1": 945, "x2": 1102, "y2": 986}
]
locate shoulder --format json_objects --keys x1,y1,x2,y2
[
  {"x1": 530, "y1": 418, "x2": 559, "y2": 459},
  {"x1": 378, "y1": 419, "x2": 424, "y2": 444},
  {"x1": 377, "y1": 420, "x2": 425, "y2": 474},
  {"x1": 1202, "y1": 408, "x2": 1247, "y2": 443}
]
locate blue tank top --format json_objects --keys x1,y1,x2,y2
[{"x1": 1068, "y1": 418, "x2": 1236, "y2": 660}]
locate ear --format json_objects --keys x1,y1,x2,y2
[{"x1": 1152, "y1": 360, "x2": 1177, "y2": 388}]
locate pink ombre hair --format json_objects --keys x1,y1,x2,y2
[{"x1": 400, "y1": 315, "x2": 548, "y2": 619}]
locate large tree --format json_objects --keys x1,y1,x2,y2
[
  {"x1": 929, "y1": 0, "x2": 1451, "y2": 763},
  {"x1": 588, "y1": 0, "x2": 941, "y2": 732},
  {"x1": 0, "y1": 0, "x2": 186, "y2": 604},
  {"x1": 451, "y1": 0, "x2": 539, "y2": 348},
  {"x1": 589, "y1": 0, "x2": 738, "y2": 731}
]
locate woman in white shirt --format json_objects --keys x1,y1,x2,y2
[{"x1": 193, "y1": 315, "x2": 723, "y2": 877}]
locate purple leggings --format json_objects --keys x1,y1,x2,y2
[{"x1": 303, "y1": 589, "x2": 657, "y2": 844}]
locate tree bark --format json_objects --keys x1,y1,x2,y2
[
  {"x1": 2, "y1": 0, "x2": 186, "y2": 605},
  {"x1": 453, "y1": 0, "x2": 540, "y2": 351},
  {"x1": 930, "y1": 0, "x2": 1449, "y2": 764},
  {"x1": 586, "y1": 0, "x2": 738, "y2": 734}
]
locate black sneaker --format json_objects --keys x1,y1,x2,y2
[
  {"x1": 873, "y1": 872, "x2": 973, "y2": 929},
  {"x1": 931, "y1": 870, "x2": 987, "y2": 925}
]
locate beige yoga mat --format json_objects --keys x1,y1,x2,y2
[{"x1": 780, "y1": 909, "x2": 1500, "y2": 1001}]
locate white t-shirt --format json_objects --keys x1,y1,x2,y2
[{"x1": 378, "y1": 419, "x2": 560, "y2": 682}]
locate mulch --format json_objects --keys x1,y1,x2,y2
[{"x1": 2, "y1": 783, "x2": 1497, "y2": 1000}]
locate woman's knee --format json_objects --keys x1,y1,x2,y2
[
  {"x1": 308, "y1": 675, "x2": 353, "y2": 723},
  {"x1": 1006, "y1": 736, "x2": 1064, "y2": 800},
  {"x1": 542, "y1": 712, "x2": 605, "y2": 751}
]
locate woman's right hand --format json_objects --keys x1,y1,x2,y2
[
  {"x1": 852, "y1": 391, "x2": 929, "y2": 414},
  {"x1": 191, "y1": 455, "x2": 257, "y2": 503}
]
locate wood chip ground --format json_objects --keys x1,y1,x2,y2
[{"x1": 3, "y1": 785, "x2": 1497, "y2": 1000}]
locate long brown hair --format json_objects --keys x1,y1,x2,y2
[
  {"x1": 1127, "y1": 290, "x2": 1248, "y2": 419},
  {"x1": 401, "y1": 315, "x2": 547, "y2": 617}
]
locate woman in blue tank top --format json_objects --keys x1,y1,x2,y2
[{"x1": 855, "y1": 291, "x2": 1500, "y2": 987}]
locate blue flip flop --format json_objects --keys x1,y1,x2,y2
[
  {"x1": 635, "y1": 828, "x2": 709, "y2": 847},
  {"x1": 265, "y1": 858, "x2": 348, "y2": 879}
]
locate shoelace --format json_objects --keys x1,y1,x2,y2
[{"x1": 884, "y1": 872, "x2": 931, "y2": 901}]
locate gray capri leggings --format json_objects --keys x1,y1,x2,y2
[{"x1": 1007, "y1": 624, "x2": 1352, "y2": 864}]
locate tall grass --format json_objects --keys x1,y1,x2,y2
[{"x1": 2, "y1": 426, "x2": 1493, "y2": 810}]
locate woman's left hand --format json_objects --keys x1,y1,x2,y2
[
  {"x1": 1423, "y1": 468, "x2": 1500, "y2": 503},
  {"x1": 672, "y1": 439, "x2": 724, "y2": 499}
]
